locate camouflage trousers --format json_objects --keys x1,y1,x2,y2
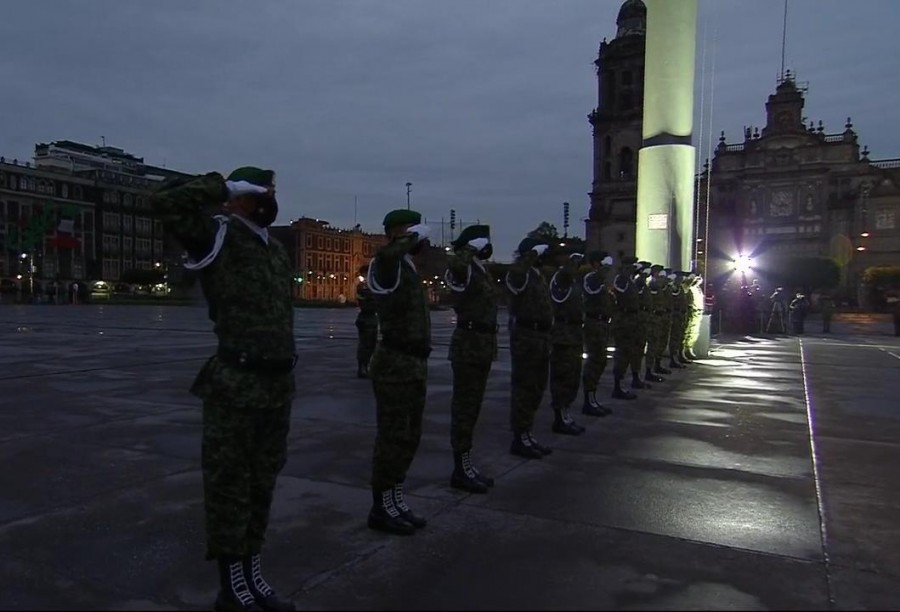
[
  {"x1": 646, "y1": 313, "x2": 670, "y2": 360},
  {"x1": 668, "y1": 312, "x2": 686, "y2": 355},
  {"x1": 630, "y1": 314, "x2": 650, "y2": 372},
  {"x1": 684, "y1": 310, "x2": 702, "y2": 350},
  {"x1": 202, "y1": 398, "x2": 291, "y2": 560},
  {"x1": 509, "y1": 329, "x2": 550, "y2": 434},
  {"x1": 371, "y1": 378, "x2": 426, "y2": 491},
  {"x1": 582, "y1": 318, "x2": 610, "y2": 392},
  {"x1": 550, "y1": 344, "x2": 582, "y2": 408},
  {"x1": 450, "y1": 360, "x2": 492, "y2": 453},
  {"x1": 612, "y1": 317, "x2": 639, "y2": 377},
  {"x1": 356, "y1": 318, "x2": 378, "y2": 366}
]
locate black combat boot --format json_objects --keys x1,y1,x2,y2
[
  {"x1": 645, "y1": 366, "x2": 665, "y2": 383},
  {"x1": 654, "y1": 357, "x2": 672, "y2": 375},
  {"x1": 526, "y1": 432, "x2": 554, "y2": 455},
  {"x1": 630, "y1": 372, "x2": 651, "y2": 389},
  {"x1": 215, "y1": 557, "x2": 264, "y2": 612},
  {"x1": 582, "y1": 388, "x2": 611, "y2": 417},
  {"x1": 678, "y1": 350, "x2": 693, "y2": 365},
  {"x1": 510, "y1": 432, "x2": 544, "y2": 459},
  {"x1": 686, "y1": 348, "x2": 699, "y2": 361},
  {"x1": 242, "y1": 555, "x2": 296, "y2": 612},
  {"x1": 367, "y1": 489, "x2": 416, "y2": 535},
  {"x1": 612, "y1": 375, "x2": 637, "y2": 399},
  {"x1": 552, "y1": 407, "x2": 586, "y2": 435},
  {"x1": 451, "y1": 451, "x2": 489, "y2": 494},
  {"x1": 357, "y1": 362, "x2": 368, "y2": 378},
  {"x1": 669, "y1": 354, "x2": 686, "y2": 369},
  {"x1": 392, "y1": 483, "x2": 427, "y2": 528}
]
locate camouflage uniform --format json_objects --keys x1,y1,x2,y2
[
  {"x1": 647, "y1": 273, "x2": 673, "y2": 374},
  {"x1": 630, "y1": 275, "x2": 652, "y2": 384},
  {"x1": 366, "y1": 211, "x2": 432, "y2": 535},
  {"x1": 152, "y1": 172, "x2": 296, "y2": 563},
  {"x1": 445, "y1": 228, "x2": 498, "y2": 493},
  {"x1": 581, "y1": 268, "x2": 615, "y2": 397},
  {"x1": 611, "y1": 259, "x2": 640, "y2": 399},
  {"x1": 506, "y1": 241, "x2": 555, "y2": 458},
  {"x1": 153, "y1": 169, "x2": 298, "y2": 612},
  {"x1": 355, "y1": 279, "x2": 378, "y2": 375},
  {"x1": 668, "y1": 280, "x2": 689, "y2": 366},
  {"x1": 684, "y1": 278, "x2": 705, "y2": 357},
  {"x1": 548, "y1": 260, "x2": 586, "y2": 435}
]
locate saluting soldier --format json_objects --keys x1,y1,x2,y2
[
  {"x1": 668, "y1": 272, "x2": 689, "y2": 368},
  {"x1": 581, "y1": 251, "x2": 615, "y2": 417},
  {"x1": 152, "y1": 168, "x2": 297, "y2": 612},
  {"x1": 610, "y1": 255, "x2": 641, "y2": 400},
  {"x1": 366, "y1": 210, "x2": 432, "y2": 536},
  {"x1": 548, "y1": 249, "x2": 587, "y2": 435},
  {"x1": 505, "y1": 236, "x2": 555, "y2": 459},
  {"x1": 644, "y1": 264, "x2": 669, "y2": 382},
  {"x1": 445, "y1": 224, "x2": 498, "y2": 494},
  {"x1": 355, "y1": 264, "x2": 378, "y2": 378},
  {"x1": 630, "y1": 261, "x2": 656, "y2": 389}
]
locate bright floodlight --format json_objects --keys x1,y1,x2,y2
[{"x1": 733, "y1": 254, "x2": 754, "y2": 274}]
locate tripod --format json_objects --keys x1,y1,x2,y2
[{"x1": 766, "y1": 301, "x2": 787, "y2": 334}]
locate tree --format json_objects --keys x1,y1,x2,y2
[
  {"x1": 768, "y1": 257, "x2": 840, "y2": 294},
  {"x1": 527, "y1": 222, "x2": 586, "y2": 253}
]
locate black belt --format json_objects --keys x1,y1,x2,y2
[
  {"x1": 585, "y1": 313, "x2": 611, "y2": 323},
  {"x1": 457, "y1": 319, "x2": 499, "y2": 334},
  {"x1": 217, "y1": 347, "x2": 298, "y2": 376},
  {"x1": 381, "y1": 338, "x2": 432, "y2": 360},
  {"x1": 514, "y1": 319, "x2": 552, "y2": 333}
]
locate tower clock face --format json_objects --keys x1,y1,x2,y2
[{"x1": 770, "y1": 190, "x2": 794, "y2": 217}]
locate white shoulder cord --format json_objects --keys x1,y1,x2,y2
[
  {"x1": 582, "y1": 271, "x2": 605, "y2": 296},
  {"x1": 444, "y1": 264, "x2": 471, "y2": 293},
  {"x1": 613, "y1": 273, "x2": 629, "y2": 294},
  {"x1": 549, "y1": 270, "x2": 572, "y2": 304},
  {"x1": 505, "y1": 268, "x2": 529, "y2": 295},
  {"x1": 366, "y1": 257, "x2": 402, "y2": 295},
  {"x1": 183, "y1": 214, "x2": 229, "y2": 271}
]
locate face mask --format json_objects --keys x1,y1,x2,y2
[
  {"x1": 249, "y1": 194, "x2": 278, "y2": 228},
  {"x1": 409, "y1": 240, "x2": 426, "y2": 256},
  {"x1": 478, "y1": 243, "x2": 493, "y2": 261}
]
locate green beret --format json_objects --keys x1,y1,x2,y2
[
  {"x1": 621, "y1": 255, "x2": 638, "y2": 265},
  {"x1": 650, "y1": 264, "x2": 664, "y2": 272},
  {"x1": 227, "y1": 166, "x2": 275, "y2": 188},
  {"x1": 451, "y1": 224, "x2": 490, "y2": 249},
  {"x1": 516, "y1": 236, "x2": 547, "y2": 255},
  {"x1": 383, "y1": 209, "x2": 422, "y2": 230},
  {"x1": 638, "y1": 260, "x2": 651, "y2": 267}
]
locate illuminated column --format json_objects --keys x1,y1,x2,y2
[{"x1": 635, "y1": 0, "x2": 698, "y2": 270}]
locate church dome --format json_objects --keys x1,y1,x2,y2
[{"x1": 616, "y1": 0, "x2": 646, "y2": 37}]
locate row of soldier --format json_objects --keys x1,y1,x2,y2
[
  {"x1": 151, "y1": 165, "x2": 706, "y2": 612},
  {"x1": 355, "y1": 217, "x2": 706, "y2": 534}
]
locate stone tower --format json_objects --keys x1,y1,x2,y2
[{"x1": 585, "y1": 0, "x2": 647, "y2": 259}]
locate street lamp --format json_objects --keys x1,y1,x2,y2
[{"x1": 406, "y1": 182, "x2": 412, "y2": 210}]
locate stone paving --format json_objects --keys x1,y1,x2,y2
[{"x1": 0, "y1": 305, "x2": 898, "y2": 610}]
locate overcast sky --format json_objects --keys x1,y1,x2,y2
[{"x1": 2, "y1": 0, "x2": 899, "y2": 258}]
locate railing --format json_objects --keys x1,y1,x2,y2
[
  {"x1": 824, "y1": 134, "x2": 845, "y2": 143},
  {"x1": 870, "y1": 158, "x2": 900, "y2": 169},
  {"x1": 724, "y1": 143, "x2": 744, "y2": 152}
]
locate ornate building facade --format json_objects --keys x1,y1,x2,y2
[
  {"x1": 701, "y1": 73, "x2": 900, "y2": 296},
  {"x1": 585, "y1": 0, "x2": 646, "y2": 259}
]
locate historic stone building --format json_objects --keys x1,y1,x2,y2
[
  {"x1": 585, "y1": 0, "x2": 646, "y2": 259},
  {"x1": 701, "y1": 73, "x2": 900, "y2": 297}
]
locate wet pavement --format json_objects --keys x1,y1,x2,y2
[{"x1": 0, "y1": 305, "x2": 898, "y2": 611}]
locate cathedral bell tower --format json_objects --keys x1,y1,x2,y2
[{"x1": 585, "y1": 0, "x2": 647, "y2": 259}]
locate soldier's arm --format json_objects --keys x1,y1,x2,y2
[
  {"x1": 506, "y1": 251, "x2": 537, "y2": 294},
  {"x1": 369, "y1": 234, "x2": 419, "y2": 292},
  {"x1": 446, "y1": 248, "x2": 474, "y2": 284},
  {"x1": 151, "y1": 172, "x2": 228, "y2": 260}
]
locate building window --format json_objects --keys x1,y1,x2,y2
[
  {"x1": 103, "y1": 212, "x2": 120, "y2": 231},
  {"x1": 305, "y1": 234, "x2": 312, "y2": 248},
  {"x1": 61, "y1": 184, "x2": 69, "y2": 199},
  {"x1": 102, "y1": 259, "x2": 120, "y2": 280},
  {"x1": 124, "y1": 193, "x2": 133, "y2": 207},
  {"x1": 136, "y1": 217, "x2": 152, "y2": 235},
  {"x1": 123, "y1": 236, "x2": 133, "y2": 254},
  {"x1": 153, "y1": 240, "x2": 162, "y2": 255},
  {"x1": 73, "y1": 185, "x2": 82, "y2": 200},
  {"x1": 876, "y1": 207, "x2": 896, "y2": 230},
  {"x1": 317, "y1": 236, "x2": 323, "y2": 249},
  {"x1": 123, "y1": 215, "x2": 133, "y2": 233},
  {"x1": 619, "y1": 147, "x2": 634, "y2": 179}
]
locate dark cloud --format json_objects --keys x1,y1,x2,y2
[{"x1": 2, "y1": 0, "x2": 898, "y2": 257}]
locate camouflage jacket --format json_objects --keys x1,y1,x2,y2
[
  {"x1": 549, "y1": 267, "x2": 583, "y2": 346},
  {"x1": 582, "y1": 269, "x2": 615, "y2": 321},
  {"x1": 367, "y1": 235, "x2": 431, "y2": 381},
  {"x1": 446, "y1": 248, "x2": 498, "y2": 364},
  {"x1": 356, "y1": 281, "x2": 378, "y2": 325},
  {"x1": 649, "y1": 279, "x2": 671, "y2": 315},
  {"x1": 612, "y1": 270, "x2": 640, "y2": 314},
  {"x1": 505, "y1": 254, "x2": 553, "y2": 334},
  {"x1": 150, "y1": 172, "x2": 295, "y2": 403},
  {"x1": 671, "y1": 284, "x2": 686, "y2": 315}
]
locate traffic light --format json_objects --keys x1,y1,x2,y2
[
  {"x1": 450, "y1": 209, "x2": 456, "y2": 231},
  {"x1": 563, "y1": 202, "x2": 570, "y2": 231}
]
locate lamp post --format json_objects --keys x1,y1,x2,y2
[{"x1": 406, "y1": 182, "x2": 412, "y2": 210}]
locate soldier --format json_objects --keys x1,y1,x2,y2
[
  {"x1": 632, "y1": 261, "x2": 661, "y2": 387},
  {"x1": 445, "y1": 224, "x2": 498, "y2": 494},
  {"x1": 548, "y1": 249, "x2": 587, "y2": 435},
  {"x1": 667, "y1": 271, "x2": 688, "y2": 369},
  {"x1": 645, "y1": 264, "x2": 671, "y2": 380},
  {"x1": 610, "y1": 255, "x2": 641, "y2": 399},
  {"x1": 789, "y1": 292, "x2": 810, "y2": 335},
  {"x1": 152, "y1": 168, "x2": 296, "y2": 612},
  {"x1": 684, "y1": 274, "x2": 705, "y2": 360},
  {"x1": 676, "y1": 272, "x2": 695, "y2": 364},
  {"x1": 505, "y1": 236, "x2": 555, "y2": 459},
  {"x1": 355, "y1": 264, "x2": 378, "y2": 378},
  {"x1": 820, "y1": 294, "x2": 835, "y2": 333},
  {"x1": 365, "y1": 209, "x2": 432, "y2": 535},
  {"x1": 581, "y1": 251, "x2": 615, "y2": 417}
]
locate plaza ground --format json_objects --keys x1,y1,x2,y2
[{"x1": 1, "y1": 305, "x2": 898, "y2": 610}]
